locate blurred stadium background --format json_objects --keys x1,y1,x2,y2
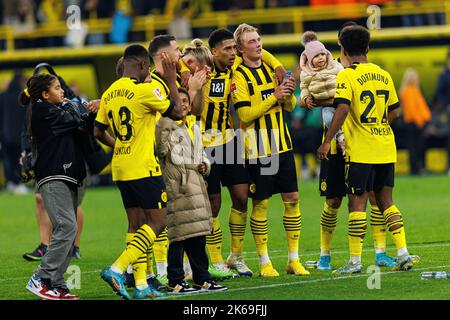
[{"x1": 0, "y1": 0, "x2": 449, "y2": 193}]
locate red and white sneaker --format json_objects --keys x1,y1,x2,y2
[
  {"x1": 55, "y1": 287, "x2": 80, "y2": 300},
  {"x1": 26, "y1": 274, "x2": 60, "y2": 300}
]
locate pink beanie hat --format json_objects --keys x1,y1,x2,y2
[{"x1": 304, "y1": 40, "x2": 327, "y2": 64}]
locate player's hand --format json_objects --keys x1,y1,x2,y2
[
  {"x1": 274, "y1": 82, "x2": 293, "y2": 102},
  {"x1": 87, "y1": 99, "x2": 100, "y2": 113},
  {"x1": 317, "y1": 142, "x2": 331, "y2": 161},
  {"x1": 198, "y1": 162, "x2": 207, "y2": 175},
  {"x1": 161, "y1": 52, "x2": 178, "y2": 84},
  {"x1": 275, "y1": 66, "x2": 287, "y2": 85},
  {"x1": 188, "y1": 67, "x2": 208, "y2": 92},
  {"x1": 181, "y1": 70, "x2": 190, "y2": 88},
  {"x1": 282, "y1": 77, "x2": 296, "y2": 95},
  {"x1": 305, "y1": 96, "x2": 316, "y2": 110}
]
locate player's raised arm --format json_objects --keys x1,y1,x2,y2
[{"x1": 161, "y1": 52, "x2": 184, "y2": 120}]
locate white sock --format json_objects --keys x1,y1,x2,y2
[
  {"x1": 259, "y1": 255, "x2": 271, "y2": 266},
  {"x1": 136, "y1": 284, "x2": 148, "y2": 290},
  {"x1": 320, "y1": 250, "x2": 331, "y2": 257},
  {"x1": 110, "y1": 265, "x2": 122, "y2": 274},
  {"x1": 375, "y1": 248, "x2": 385, "y2": 254},
  {"x1": 146, "y1": 272, "x2": 156, "y2": 279},
  {"x1": 156, "y1": 262, "x2": 167, "y2": 277},
  {"x1": 350, "y1": 256, "x2": 361, "y2": 264},
  {"x1": 288, "y1": 252, "x2": 299, "y2": 261},
  {"x1": 213, "y1": 261, "x2": 225, "y2": 268},
  {"x1": 184, "y1": 260, "x2": 192, "y2": 273},
  {"x1": 397, "y1": 247, "x2": 408, "y2": 256}
]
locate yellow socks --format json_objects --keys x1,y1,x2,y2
[
  {"x1": 125, "y1": 233, "x2": 147, "y2": 287},
  {"x1": 229, "y1": 208, "x2": 247, "y2": 254},
  {"x1": 383, "y1": 205, "x2": 408, "y2": 255},
  {"x1": 370, "y1": 204, "x2": 387, "y2": 252},
  {"x1": 283, "y1": 201, "x2": 302, "y2": 260},
  {"x1": 153, "y1": 227, "x2": 168, "y2": 276},
  {"x1": 146, "y1": 245, "x2": 154, "y2": 275},
  {"x1": 320, "y1": 202, "x2": 338, "y2": 256},
  {"x1": 113, "y1": 224, "x2": 156, "y2": 274},
  {"x1": 250, "y1": 199, "x2": 269, "y2": 259},
  {"x1": 206, "y1": 217, "x2": 223, "y2": 264},
  {"x1": 348, "y1": 211, "x2": 367, "y2": 257}
]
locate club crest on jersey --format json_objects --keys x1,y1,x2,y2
[{"x1": 153, "y1": 87, "x2": 164, "y2": 101}]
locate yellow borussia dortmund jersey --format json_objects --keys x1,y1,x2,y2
[
  {"x1": 231, "y1": 62, "x2": 293, "y2": 159},
  {"x1": 199, "y1": 66, "x2": 234, "y2": 147},
  {"x1": 334, "y1": 62, "x2": 399, "y2": 164},
  {"x1": 95, "y1": 77, "x2": 173, "y2": 181},
  {"x1": 150, "y1": 70, "x2": 181, "y2": 122}
]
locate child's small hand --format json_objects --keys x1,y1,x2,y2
[
  {"x1": 305, "y1": 96, "x2": 316, "y2": 109},
  {"x1": 198, "y1": 162, "x2": 207, "y2": 175}
]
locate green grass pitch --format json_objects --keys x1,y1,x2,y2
[{"x1": 1, "y1": 175, "x2": 449, "y2": 300}]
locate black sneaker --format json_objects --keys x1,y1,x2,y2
[
  {"x1": 167, "y1": 281, "x2": 199, "y2": 294},
  {"x1": 147, "y1": 276, "x2": 166, "y2": 291},
  {"x1": 193, "y1": 280, "x2": 227, "y2": 292},
  {"x1": 124, "y1": 271, "x2": 135, "y2": 288},
  {"x1": 23, "y1": 244, "x2": 47, "y2": 261},
  {"x1": 71, "y1": 246, "x2": 81, "y2": 259}
]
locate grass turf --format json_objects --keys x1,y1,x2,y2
[{"x1": 1, "y1": 175, "x2": 449, "y2": 300}]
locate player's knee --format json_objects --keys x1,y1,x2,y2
[
  {"x1": 231, "y1": 196, "x2": 247, "y2": 212},
  {"x1": 283, "y1": 193, "x2": 299, "y2": 203},
  {"x1": 327, "y1": 197, "x2": 342, "y2": 209}
]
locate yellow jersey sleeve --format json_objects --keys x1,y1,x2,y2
[
  {"x1": 231, "y1": 71, "x2": 251, "y2": 108},
  {"x1": 261, "y1": 49, "x2": 282, "y2": 70},
  {"x1": 138, "y1": 82, "x2": 173, "y2": 116},
  {"x1": 334, "y1": 70, "x2": 352, "y2": 106},
  {"x1": 387, "y1": 74, "x2": 400, "y2": 111},
  {"x1": 232, "y1": 49, "x2": 281, "y2": 71},
  {"x1": 95, "y1": 97, "x2": 109, "y2": 127}
]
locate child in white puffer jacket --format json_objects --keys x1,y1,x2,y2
[{"x1": 299, "y1": 31, "x2": 345, "y2": 151}]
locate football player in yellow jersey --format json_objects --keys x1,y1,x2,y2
[
  {"x1": 148, "y1": 34, "x2": 210, "y2": 284},
  {"x1": 94, "y1": 44, "x2": 184, "y2": 299},
  {"x1": 317, "y1": 26, "x2": 416, "y2": 274},
  {"x1": 232, "y1": 24, "x2": 310, "y2": 277},
  {"x1": 307, "y1": 22, "x2": 399, "y2": 271},
  {"x1": 149, "y1": 35, "x2": 209, "y2": 116},
  {"x1": 200, "y1": 29, "x2": 287, "y2": 278}
]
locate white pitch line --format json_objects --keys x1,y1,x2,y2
[
  {"x1": 1, "y1": 241, "x2": 449, "y2": 283},
  {"x1": 159, "y1": 264, "x2": 450, "y2": 300}
]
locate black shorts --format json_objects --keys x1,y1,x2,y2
[
  {"x1": 116, "y1": 176, "x2": 167, "y2": 209},
  {"x1": 346, "y1": 162, "x2": 395, "y2": 195},
  {"x1": 246, "y1": 151, "x2": 298, "y2": 200},
  {"x1": 319, "y1": 153, "x2": 346, "y2": 199},
  {"x1": 204, "y1": 137, "x2": 249, "y2": 195}
]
